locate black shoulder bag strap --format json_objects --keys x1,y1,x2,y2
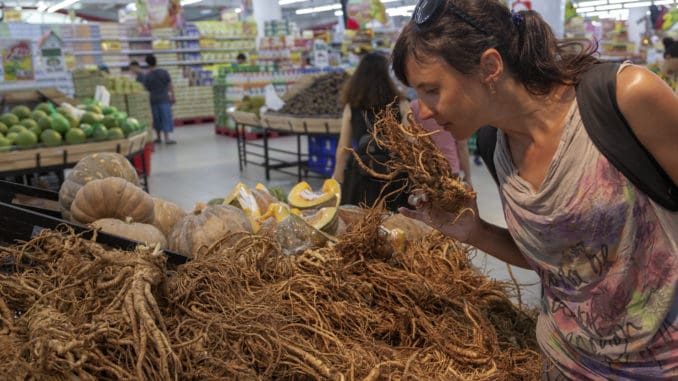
[
  {"x1": 577, "y1": 63, "x2": 678, "y2": 211},
  {"x1": 476, "y1": 63, "x2": 678, "y2": 211}
]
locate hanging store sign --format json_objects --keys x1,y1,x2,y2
[
  {"x1": 135, "y1": 0, "x2": 184, "y2": 30},
  {"x1": 1, "y1": 39, "x2": 34, "y2": 81}
]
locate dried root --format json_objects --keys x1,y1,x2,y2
[
  {"x1": 350, "y1": 106, "x2": 476, "y2": 214},
  {"x1": 0, "y1": 215, "x2": 540, "y2": 380}
]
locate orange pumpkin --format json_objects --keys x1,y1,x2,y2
[
  {"x1": 58, "y1": 153, "x2": 139, "y2": 220},
  {"x1": 151, "y1": 198, "x2": 186, "y2": 237},
  {"x1": 91, "y1": 218, "x2": 167, "y2": 247},
  {"x1": 70, "y1": 177, "x2": 155, "y2": 224},
  {"x1": 168, "y1": 203, "x2": 253, "y2": 257}
]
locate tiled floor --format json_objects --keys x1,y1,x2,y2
[{"x1": 149, "y1": 124, "x2": 541, "y2": 307}]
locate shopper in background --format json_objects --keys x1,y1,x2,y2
[
  {"x1": 143, "y1": 54, "x2": 176, "y2": 145},
  {"x1": 129, "y1": 60, "x2": 145, "y2": 83},
  {"x1": 659, "y1": 37, "x2": 678, "y2": 93},
  {"x1": 97, "y1": 64, "x2": 110, "y2": 74},
  {"x1": 410, "y1": 99, "x2": 472, "y2": 185},
  {"x1": 392, "y1": 0, "x2": 678, "y2": 379},
  {"x1": 332, "y1": 52, "x2": 410, "y2": 211},
  {"x1": 236, "y1": 53, "x2": 248, "y2": 65}
]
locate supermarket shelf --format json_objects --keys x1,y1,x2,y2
[
  {"x1": 63, "y1": 38, "x2": 104, "y2": 43},
  {"x1": 124, "y1": 48, "x2": 249, "y2": 55},
  {"x1": 118, "y1": 36, "x2": 256, "y2": 42}
]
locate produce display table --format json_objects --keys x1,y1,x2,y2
[
  {"x1": 0, "y1": 132, "x2": 150, "y2": 192},
  {"x1": 230, "y1": 111, "x2": 341, "y2": 181}
]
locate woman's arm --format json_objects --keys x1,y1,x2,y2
[
  {"x1": 332, "y1": 105, "x2": 353, "y2": 183},
  {"x1": 617, "y1": 66, "x2": 678, "y2": 184}
]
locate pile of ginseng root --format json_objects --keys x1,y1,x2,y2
[
  {"x1": 0, "y1": 208, "x2": 542, "y2": 380},
  {"x1": 348, "y1": 107, "x2": 476, "y2": 215}
]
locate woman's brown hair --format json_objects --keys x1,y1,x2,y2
[
  {"x1": 341, "y1": 52, "x2": 403, "y2": 109},
  {"x1": 392, "y1": 0, "x2": 599, "y2": 96}
]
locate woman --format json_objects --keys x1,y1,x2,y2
[
  {"x1": 332, "y1": 52, "x2": 410, "y2": 210},
  {"x1": 392, "y1": 0, "x2": 678, "y2": 379}
]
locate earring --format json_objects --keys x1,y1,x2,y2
[{"x1": 488, "y1": 81, "x2": 496, "y2": 94}]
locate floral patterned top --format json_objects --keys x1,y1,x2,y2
[{"x1": 494, "y1": 92, "x2": 678, "y2": 379}]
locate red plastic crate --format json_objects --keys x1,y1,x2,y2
[{"x1": 133, "y1": 143, "x2": 153, "y2": 176}]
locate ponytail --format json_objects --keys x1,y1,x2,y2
[{"x1": 507, "y1": 10, "x2": 598, "y2": 95}]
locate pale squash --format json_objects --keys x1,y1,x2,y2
[
  {"x1": 168, "y1": 203, "x2": 253, "y2": 257},
  {"x1": 70, "y1": 177, "x2": 155, "y2": 224},
  {"x1": 91, "y1": 218, "x2": 167, "y2": 247},
  {"x1": 251, "y1": 186, "x2": 278, "y2": 212},
  {"x1": 59, "y1": 152, "x2": 140, "y2": 220},
  {"x1": 151, "y1": 198, "x2": 186, "y2": 237},
  {"x1": 287, "y1": 179, "x2": 340, "y2": 209}
]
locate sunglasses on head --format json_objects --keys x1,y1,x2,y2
[{"x1": 412, "y1": 0, "x2": 489, "y2": 35}]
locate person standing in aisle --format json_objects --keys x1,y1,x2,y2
[
  {"x1": 143, "y1": 54, "x2": 176, "y2": 144},
  {"x1": 410, "y1": 99, "x2": 472, "y2": 186},
  {"x1": 391, "y1": 0, "x2": 678, "y2": 379},
  {"x1": 129, "y1": 60, "x2": 145, "y2": 83},
  {"x1": 332, "y1": 52, "x2": 410, "y2": 211}
]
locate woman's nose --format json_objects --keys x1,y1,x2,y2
[{"x1": 418, "y1": 101, "x2": 435, "y2": 120}]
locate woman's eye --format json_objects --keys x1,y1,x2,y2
[{"x1": 425, "y1": 88, "x2": 438, "y2": 95}]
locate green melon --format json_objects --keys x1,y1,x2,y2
[
  {"x1": 102, "y1": 106, "x2": 117, "y2": 115},
  {"x1": 79, "y1": 123, "x2": 94, "y2": 137},
  {"x1": 31, "y1": 110, "x2": 48, "y2": 120},
  {"x1": 92, "y1": 125, "x2": 108, "y2": 141},
  {"x1": 8, "y1": 124, "x2": 27, "y2": 134},
  {"x1": 15, "y1": 130, "x2": 38, "y2": 150},
  {"x1": 102, "y1": 115, "x2": 117, "y2": 129},
  {"x1": 65, "y1": 113, "x2": 79, "y2": 129},
  {"x1": 122, "y1": 117, "x2": 140, "y2": 136},
  {"x1": 20, "y1": 118, "x2": 38, "y2": 130},
  {"x1": 11, "y1": 105, "x2": 31, "y2": 120},
  {"x1": 56, "y1": 107, "x2": 71, "y2": 117},
  {"x1": 38, "y1": 116, "x2": 52, "y2": 131},
  {"x1": 65, "y1": 128, "x2": 87, "y2": 145},
  {"x1": 51, "y1": 115, "x2": 70, "y2": 135},
  {"x1": 80, "y1": 112, "x2": 102, "y2": 125},
  {"x1": 40, "y1": 129, "x2": 62, "y2": 147},
  {"x1": 0, "y1": 113, "x2": 19, "y2": 127},
  {"x1": 29, "y1": 126, "x2": 42, "y2": 138},
  {"x1": 0, "y1": 122, "x2": 7, "y2": 135},
  {"x1": 36, "y1": 102, "x2": 52, "y2": 114},
  {"x1": 106, "y1": 127, "x2": 125, "y2": 140},
  {"x1": 85, "y1": 104, "x2": 102, "y2": 114},
  {"x1": 0, "y1": 135, "x2": 10, "y2": 150},
  {"x1": 5, "y1": 132, "x2": 19, "y2": 144}
]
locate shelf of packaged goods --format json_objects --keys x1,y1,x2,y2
[
  {"x1": 63, "y1": 38, "x2": 103, "y2": 43},
  {"x1": 120, "y1": 36, "x2": 256, "y2": 42},
  {"x1": 123, "y1": 48, "x2": 251, "y2": 55}
]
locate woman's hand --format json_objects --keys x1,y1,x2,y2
[{"x1": 399, "y1": 188, "x2": 483, "y2": 244}]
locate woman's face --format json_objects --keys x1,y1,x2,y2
[{"x1": 405, "y1": 54, "x2": 487, "y2": 140}]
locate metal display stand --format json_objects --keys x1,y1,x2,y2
[{"x1": 230, "y1": 111, "x2": 341, "y2": 182}]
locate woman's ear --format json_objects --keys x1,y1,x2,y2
[{"x1": 479, "y1": 48, "x2": 504, "y2": 85}]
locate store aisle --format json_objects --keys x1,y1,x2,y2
[{"x1": 149, "y1": 124, "x2": 541, "y2": 307}]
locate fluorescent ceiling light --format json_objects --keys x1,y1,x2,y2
[
  {"x1": 596, "y1": 4, "x2": 622, "y2": 10},
  {"x1": 234, "y1": 7, "x2": 242, "y2": 13},
  {"x1": 47, "y1": 0, "x2": 79, "y2": 13},
  {"x1": 624, "y1": 1, "x2": 652, "y2": 7},
  {"x1": 334, "y1": 10, "x2": 343, "y2": 16},
  {"x1": 36, "y1": 1, "x2": 48, "y2": 12},
  {"x1": 180, "y1": 0, "x2": 203, "y2": 5},
  {"x1": 126, "y1": 2, "x2": 137, "y2": 11},
  {"x1": 577, "y1": 6, "x2": 596, "y2": 12},
  {"x1": 295, "y1": 4, "x2": 341, "y2": 15},
  {"x1": 386, "y1": 5, "x2": 415, "y2": 16},
  {"x1": 280, "y1": 0, "x2": 307, "y2": 5},
  {"x1": 576, "y1": 0, "x2": 608, "y2": 6},
  {"x1": 654, "y1": 0, "x2": 676, "y2": 4},
  {"x1": 607, "y1": 0, "x2": 636, "y2": 3}
]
